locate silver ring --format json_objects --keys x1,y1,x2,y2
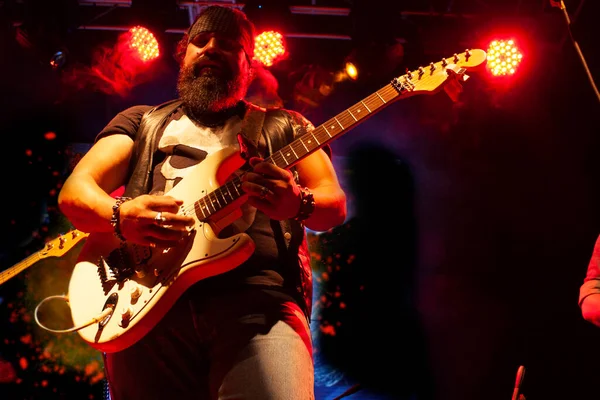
[
  {"x1": 154, "y1": 212, "x2": 167, "y2": 225},
  {"x1": 259, "y1": 186, "x2": 269, "y2": 199}
]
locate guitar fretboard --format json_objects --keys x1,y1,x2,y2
[
  {"x1": 0, "y1": 253, "x2": 41, "y2": 285},
  {"x1": 0, "y1": 230, "x2": 89, "y2": 286}
]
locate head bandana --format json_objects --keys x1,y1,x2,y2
[{"x1": 187, "y1": 6, "x2": 255, "y2": 59}]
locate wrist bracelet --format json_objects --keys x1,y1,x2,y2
[
  {"x1": 293, "y1": 187, "x2": 316, "y2": 222},
  {"x1": 110, "y1": 196, "x2": 132, "y2": 242}
]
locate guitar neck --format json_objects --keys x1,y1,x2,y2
[
  {"x1": 0, "y1": 229, "x2": 89, "y2": 286},
  {"x1": 0, "y1": 253, "x2": 40, "y2": 285},
  {"x1": 270, "y1": 81, "x2": 402, "y2": 169}
]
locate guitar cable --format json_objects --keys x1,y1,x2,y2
[{"x1": 34, "y1": 294, "x2": 114, "y2": 333}]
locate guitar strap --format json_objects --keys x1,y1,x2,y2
[{"x1": 237, "y1": 101, "x2": 267, "y2": 161}]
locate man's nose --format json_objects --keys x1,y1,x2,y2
[{"x1": 200, "y1": 37, "x2": 220, "y2": 53}]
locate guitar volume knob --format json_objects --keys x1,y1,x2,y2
[
  {"x1": 129, "y1": 283, "x2": 142, "y2": 300},
  {"x1": 121, "y1": 306, "x2": 133, "y2": 321}
]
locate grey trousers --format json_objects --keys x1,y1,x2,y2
[{"x1": 103, "y1": 287, "x2": 314, "y2": 400}]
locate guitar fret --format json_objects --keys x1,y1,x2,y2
[
  {"x1": 203, "y1": 196, "x2": 215, "y2": 214},
  {"x1": 223, "y1": 182, "x2": 234, "y2": 202},
  {"x1": 287, "y1": 144, "x2": 299, "y2": 160},
  {"x1": 291, "y1": 141, "x2": 307, "y2": 159},
  {"x1": 376, "y1": 91, "x2": 387, "y2": 103},
  {"x1": 204, "y1": 197, "x2": 214, "y2": 214},
  {"x1": 194, "y1": 200, "x2": 208, "y2": 220},
  {"x1": 328, "y1": 122, "x2": 337, "y2": 135},
  {"x1": 231, "y1": 179, "x2": 242, "y2": 197},
  {"x1": 274, "y1": 150, "x2": 288, "y2": 168},
  {"x1": 334, "y1": 117, "x2": 344, "y2": 130},
  {"x1": 299, "y1": 137, "x2": 310, "y2": 153},
  {"x1": 347, "y1": 109, "x2": 358, "y2": 122},
  {"x1": 215, "y1": 187, "x2": 227, "y2": 207},
  {"x1": 209, "y1": 192, "x2": 221, "y2": 211},
  {"x1": 311, "y1": 131, "x2": 322, "y2": 145},
  {"x1": 279, "y1": 149, "x2": 290, "y2": 165},
  {"x1": 360, "y1": 100, "x2": 371, "y2": 113}
]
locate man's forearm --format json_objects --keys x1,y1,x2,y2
[
  {"x1": 303, "y1": 184, "x2": 346, "y2": 232},
  {"x1": 58, "y1": 174, "x2": 116, "y2": 233}
]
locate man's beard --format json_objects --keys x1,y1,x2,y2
[{"x1": 177, "y1": 62, "x2": 249, "y2": 117}]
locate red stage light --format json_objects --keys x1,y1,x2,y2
[
  {"x1": 486, "y1": 39, "x2": 523, "y2": 76},
  {"x1": 44, "y1": 131, "x2": 57, "y2": 141},
  {"x1": 254, "y1": 31, "x2": 286, "y2": 67},
  {"x1": 128, "y1": 26, "x2": 160, "y2": 62}
]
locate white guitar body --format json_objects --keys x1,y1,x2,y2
[{"x1": 68, "y1": 146, "x2": 255, "y2": 353}]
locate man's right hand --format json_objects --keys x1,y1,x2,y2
[{"x1": 118, "y1": 195, "x2": 196, "y2": 248}]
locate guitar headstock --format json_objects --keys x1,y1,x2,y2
[
  {"x1": 392, "y1": 49, "x2": 487, "y2": 98},
  {"x1": 39, "y1": 229, "x2": 89, "y2": 258}
]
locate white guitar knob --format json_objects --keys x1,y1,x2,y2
[
  {"x1": 121, "y1": 306, "x2": 133, "y2": 321},
  {"x1": 129, "y1": 283, "x2": 142, "y2": 300}
]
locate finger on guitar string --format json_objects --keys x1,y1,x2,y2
[
  {"x1": 142, "y1": 225, "x2": 192, "y2": 248},
  {"x1": 249, "y1": 157, "x2": 294, "y2": 182},
  {"x1": 241, "y1": 181, "x2": 273, "y2": 200},
  {"x1": 241, "y1": 169, "x2": 275, "y2": 186},
  {"x1": 247, "y1": 195, "x2": 276, "y2": 214},
  {"x1": 150, "y1": 211, "x2": 196, "y2": 231}
]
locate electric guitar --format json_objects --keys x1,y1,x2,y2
[
  {"x1": 0, "y1": 229, "x2": 89, "y2": 286},
  {"x1": 66, "y1": 49, "x2": 487, "y2": 353}
]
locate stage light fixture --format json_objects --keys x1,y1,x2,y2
[
  {"x1": 128, "y1": 26, "x2": 160, "y2": 62},
  {"x1": 486, "y1": 39, "x2": 523, "y2": 76},
  {"x1": 253, "y1": 30, "x2": 286, "y2": 67},
  {"x1": 344, "y1": 62, "x2": 358, "y2": 80}
]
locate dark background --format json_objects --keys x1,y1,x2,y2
[{"x1": 1, "y1": 0, "x2": 600, "y2": 399}]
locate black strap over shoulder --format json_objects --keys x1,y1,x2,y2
[{"x1": 237, "y1": 101, "x2": 266, "y2": 160}]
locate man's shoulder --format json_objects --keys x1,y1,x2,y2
[
  {"x1": 144, "y1": 99, "x2": 183, "y2": 115},
  {"x1": 244, "y1": 100, "x2": 301, "y2": 119},
  {"x1": 261, "y1": 105, "x2": 310, "y2": 126},
  {"x1": 119, "y1": 99, "x2": 182, "y2": 115},
  {"x1": 118, "y1": 104, "x2": 154, "y2": 116}
]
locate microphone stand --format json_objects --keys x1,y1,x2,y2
[{"x1": 550, "y1": 0, "x2": 600, "y2": 103}]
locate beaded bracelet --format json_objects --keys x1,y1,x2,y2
[
  {"x1": 293, "y1": 187, "x2": 316, "y2": 222},
  {"x1": 110, "y1": 196, "x2": 132, "y2": 242}
]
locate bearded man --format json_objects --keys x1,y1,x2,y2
[{"x1": 57, "y1": 5, "x2": 346, "y2": 400}]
